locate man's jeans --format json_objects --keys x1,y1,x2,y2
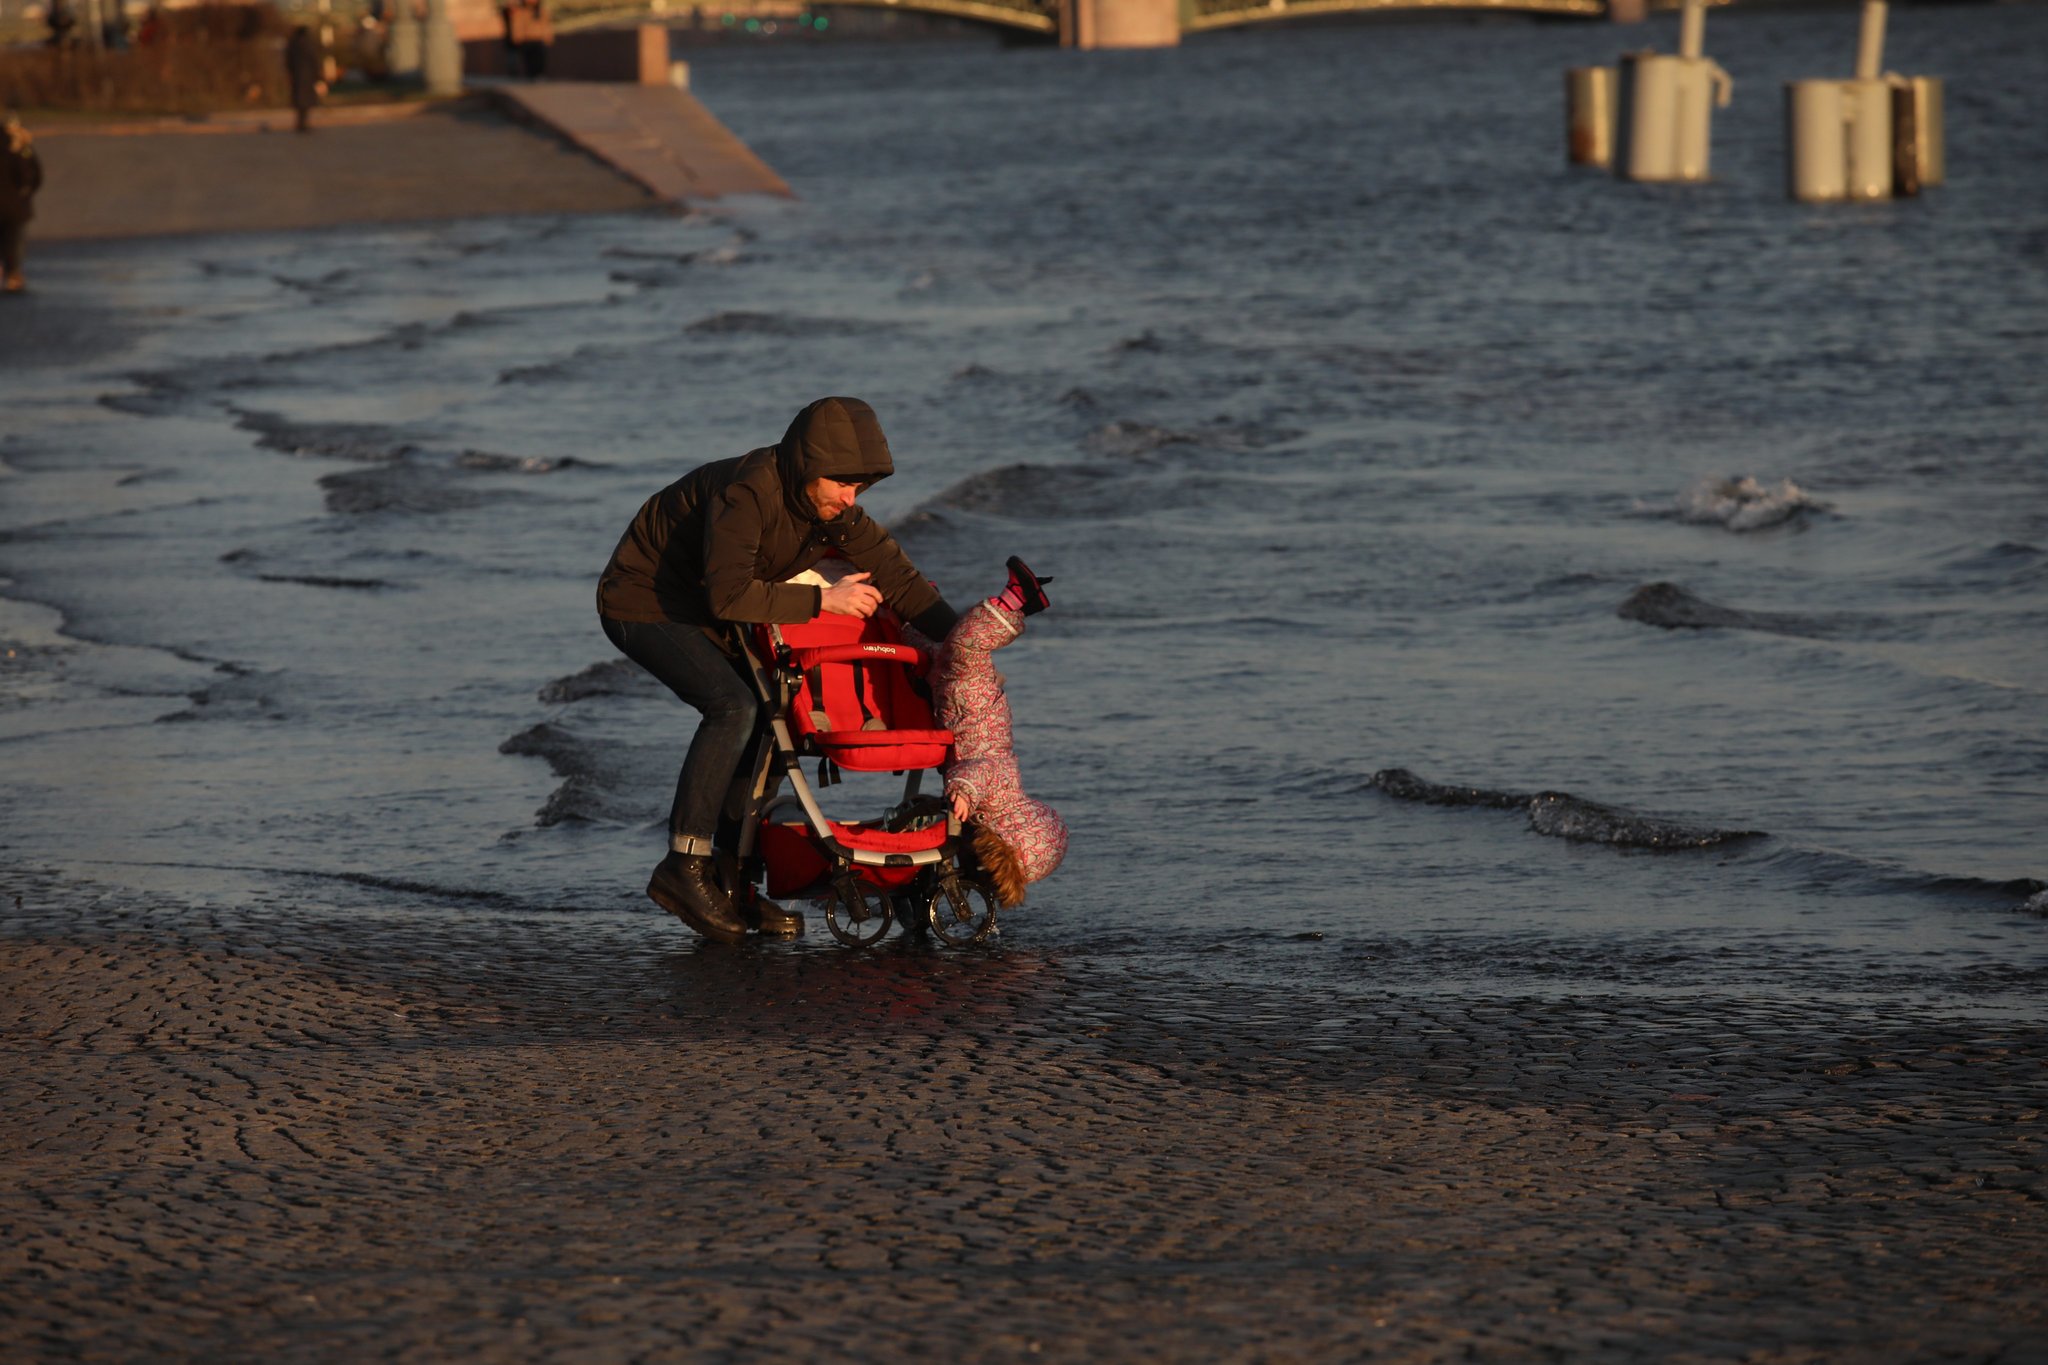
[{"x1": 601, "y1": 617, "x2": 758, "y2": 850}]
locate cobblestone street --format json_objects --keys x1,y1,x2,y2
[{"x1": 3, "y1": 868, "x2": 2042, "y2": 1361}]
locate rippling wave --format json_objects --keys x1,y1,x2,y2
[{"x1": 1368, "y1": 768, "x2": 1764, "y2": 850}]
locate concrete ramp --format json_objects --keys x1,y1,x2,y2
[{"x1": 496, "y1": 84, "x2": 792, "y2": 204}]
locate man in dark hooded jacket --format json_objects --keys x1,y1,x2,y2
[{"x1": 598, "y1": 397, "x2": 957, "y2": 944}]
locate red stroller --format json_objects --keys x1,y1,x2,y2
[{"x1": 724, "y1": 605, "x2": 1004, "y2": 947}]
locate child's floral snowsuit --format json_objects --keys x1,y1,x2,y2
[{"x1": 929, "y1": 600, "x2": 1068, "y2": 887}]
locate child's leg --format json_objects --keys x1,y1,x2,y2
[
  {"x1": 992, "y1": 557, "x2": 1051, "y2": 616},
  {"x1": 936, "y1": 598, "x2": 1026, "y2": 820},
  {"x1": 947, "y1": 598, "x2": 1022, "y2": 660},
  {"x1": 937, "y1": 602, "x2": 1018, "y2": 739}
]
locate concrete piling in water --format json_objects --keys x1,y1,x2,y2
[
  {"x1": 1786, "y1": 1, "x2": 1943, "y2": 203},
  {"x1": 1566, "y1": 65, "x2": 1618, "y2": 168},
  {"x1": 1608, "y1": 0, "x2": 1731, "y2": 184},
  {"x1": 1893, "y1": 76, "x2": 1945, "y2": 193},
  {"x1": 1060, "y1": 0, "x2": 1180, "y2": 49}
]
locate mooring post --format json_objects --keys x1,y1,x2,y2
[
  {"x1": 421, "y1": 0, "x2": 463, "y2": 96},
  {"x1": 1785, "y1": 0, "x2": 1940, "y2": 202},
  {"x1": 1609, "y1": 0, "x2": 1730, "y2": 183},
  {"x1": 388, "y1": 0, "x2": 422, "y2": 78},
  {"x1": 1565, "y1": 65, "x2": 1617, "y2": 168}
]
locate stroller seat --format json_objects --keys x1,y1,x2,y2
[{"x1": 765, "y1": 612, "x2": 953, "y2": 772}]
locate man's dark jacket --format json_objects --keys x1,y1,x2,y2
[{"x1": 597, "y1": 397, "x2": 957, "y2": 641}]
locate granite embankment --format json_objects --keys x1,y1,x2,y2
[{"x1": 26, "y1": 84, "x2": 786, "y2": 242}]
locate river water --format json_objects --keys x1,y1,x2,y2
[{"x1": 4, "y1": 6, "x2": 2044, "y2": 1015}]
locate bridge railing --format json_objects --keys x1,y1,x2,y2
[
  {"x1": 543, "y1": 0, "x2": 1616, "y2": 40},
  {"x1": 1185, "y1": 0, "x2": 1606, "y2": 32},
  {"x1": 546, "y1": 0, "x2": 1057, "y2": 36}
]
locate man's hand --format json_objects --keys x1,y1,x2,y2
[{"x1": 820, "y1": 572, "x2": 882, "y2": 618}]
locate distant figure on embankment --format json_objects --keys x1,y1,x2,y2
[
  {"x1": 285, "y1": 25, "x2": 324, "y2": 134},
  {"x1": 44, "y1": 0, "x2": 78, "y2": 47},
  {"x1": 1, "y1": 111, "x2": 42, "y2": 295},
  {"x1": 502, "y1": 0, "x2": 553, "y2": 80}
]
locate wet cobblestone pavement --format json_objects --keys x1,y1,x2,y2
[{"x1": 3, "y1": 868, "x2": 2043, "y2": 1362}]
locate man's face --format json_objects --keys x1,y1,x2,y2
[{"x1": 806, "y1": 476, "x2": 864, "y2": 521}]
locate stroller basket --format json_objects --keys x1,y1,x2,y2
[{"x1": 758, "y1": 817, "x2": 948, "y2": 897}]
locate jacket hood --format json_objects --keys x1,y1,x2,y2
[{"x1": 776, "y1": 397, "x2": 894, "y2": 523}]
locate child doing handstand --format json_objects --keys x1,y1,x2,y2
[{"x1": 920, "y1": 557, "x2": 1067, "y2": 907}]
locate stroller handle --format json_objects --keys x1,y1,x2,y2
[{"x1": 792, "y1": 642, "x2": 929, "y2": 670}]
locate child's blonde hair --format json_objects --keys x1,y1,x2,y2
[{"x1": 972, "y1": 823, "x2": 1027, "y2": 908}]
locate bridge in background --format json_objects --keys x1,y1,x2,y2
[{"x1": 546, "y1": 0, "x2": 1646, "y2": 48}]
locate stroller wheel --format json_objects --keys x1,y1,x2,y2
[
  {"x1": 825, "y1": 875, "x2": 895, "y2": 949},
  {"x1": 927, "y1": 877, "x2": 1000, "y2": 948}
]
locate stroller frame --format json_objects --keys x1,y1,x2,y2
[{"x1": 722, "y1": 612, "x2": 1002, "y2": 948}]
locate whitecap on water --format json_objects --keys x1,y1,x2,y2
[
  {"x1": 454, "y1": 450, "x2": 593, "y2": 474},
  {"x1": 1642, "y1": 475, "x2": 1827, "y2": 531}
]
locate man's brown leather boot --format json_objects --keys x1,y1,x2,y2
[
  {"x1": 740, "y1": 888, "x2": 804, "y2": 938},
  {"x1": 647, "y1": 853, "x2": 746, "y2": 944}
]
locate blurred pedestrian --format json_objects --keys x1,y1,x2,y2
[
  {"x1": 45, "y1": 0, "x2": 79, "y2": 47},
  {"x1": 2, "y1": 111, "x2": 43, "y2": 295},
  {"x1": 354, "y1": 12, "x2": 388, "y2": 83},
  {"x1": 502, "y1": 0, "x2": 552, "y2": 80},
  {"x1": 285, "y1": 25, "x2": 324, "y2": 134}
]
